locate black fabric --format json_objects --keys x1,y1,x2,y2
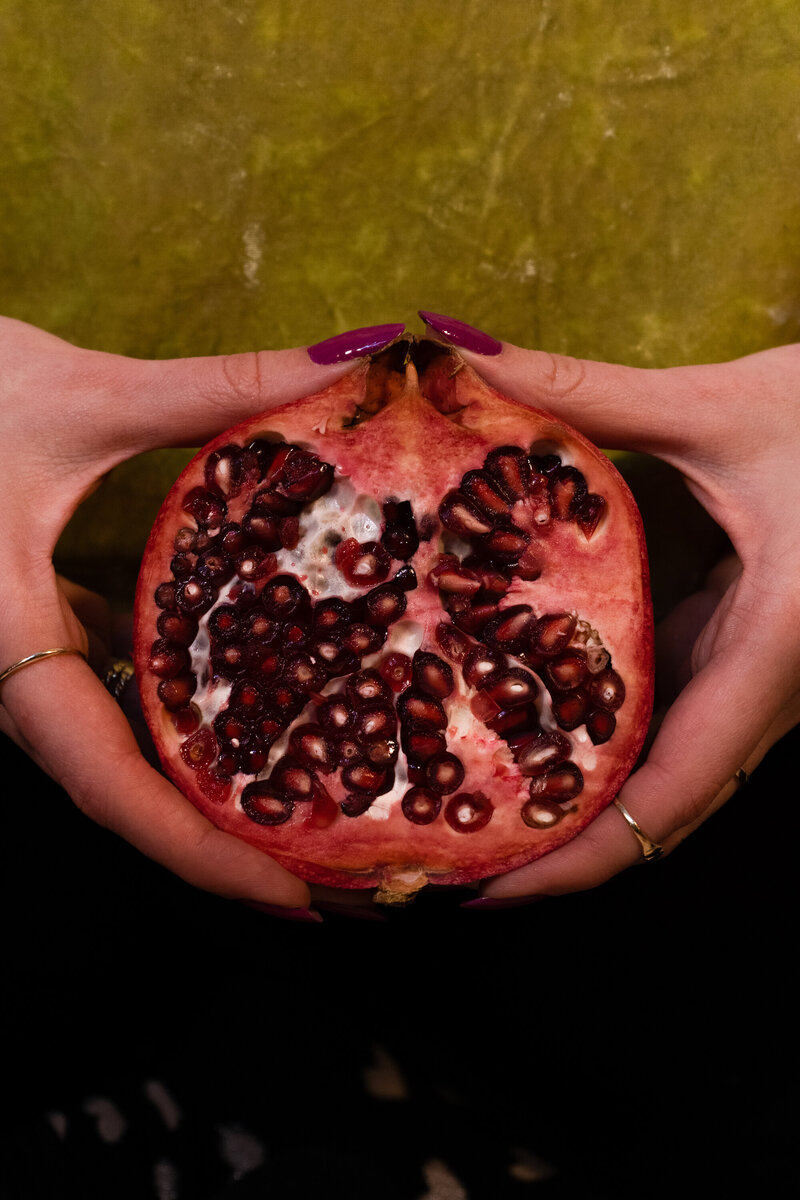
[{"x1": 3, "y1": 727, "x2": 798, "y2": 1199}]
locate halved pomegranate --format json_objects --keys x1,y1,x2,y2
[{"x1": 134, "y1": 340, "x2": 653, "y2": 903}]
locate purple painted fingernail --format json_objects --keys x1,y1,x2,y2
[
  {"x1": 308, "y1": 323, "x2": 406, "y2": 365},
  {"x1": 460, "y1": 894, "x2": 547, "y2": 911},
  {"x1": 418, "y1": 311, "x2": 502, "y2": 356},
  {"x1": 244, "y1": 901, "x2": 324, "y2": 923}
]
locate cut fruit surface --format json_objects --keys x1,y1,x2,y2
[{"x1": 134, "y1": 339, "x2": 653, "y2": 901}]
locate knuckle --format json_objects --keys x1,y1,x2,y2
[
  {"x1": 541, "y1": 352, "x2": 588, "y2": 401},
  {"x1": 217, "y1": 351, "x2": 265, "y2": 409}
]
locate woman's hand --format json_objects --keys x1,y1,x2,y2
[
  {"x1": 420, "y1": 313, "x2": 800, "y2": 900},
  {"x1": 0, "y1": 315, "x2": 403, "y2": 912}
]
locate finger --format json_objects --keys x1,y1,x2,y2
[
  {"x1": 420, "y1": 315, "x2": 800, "y2": 460},
  {"x1": 2, "y1": 654, "x2": 310, "y2": 907},
  {"x1": 480, "y1": 573, "x2": 800, "y2": 899},
  {"x1": 59, "y1": 322, "x2": 407, "y2": 461}
]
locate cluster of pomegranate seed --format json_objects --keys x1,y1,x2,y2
[
  {"x1": 438, "y1": 445, "x2": 605, "y2": 582},
  {"x1": 146, "y1": 433, "x2": 625, "y2": 839}
]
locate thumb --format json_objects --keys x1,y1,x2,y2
[{"x1": 418, "y1": 311, "x2": 755, "y2": 459}]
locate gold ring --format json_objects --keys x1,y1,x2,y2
[
  {"x1": 0, "y1": 647, "x2": 87, "y2": 694},
  {"x1": 613, "y1": 799, "x2": 663, "y2": 862},
  {"x1": 734, "y1": 768, "x2": 749, "y2": 787},
  {"x1": 103, "y1": 658, "x2": 135, "y2": 701}
]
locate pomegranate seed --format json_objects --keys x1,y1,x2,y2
[
  {"x1": 525, "y1": 472, "x2": 552, "y2": 527},
  {"x1": 220, "y1": 522, "x2": 249, "y2": 555},
  {"x1": 460, "y1": 469, "x2": 512, "y2": 517},
  {"x1": 289, "y1": 724, "x2": 337, "y2": 773},
  {"x1": 282, "y1": 652, "x2": 325, "y2": 694},
  {"x1": 436, "y1": 621, "x2": 472, "y2": 664},
  {"x1": 483, "y1": 445, "x2": 531, "y2": 500},
  {"x1": 482, "y1": 605, "x2": 534, "y2": 654},
  {"x1": 549, "y1": 466, "x2": 587, "y2": 520},
  {"x1": 211, "y1": 641, "x2": 249, "y2": 679},
  {"x1": 238, "y1": 743, "x2": 271, "y2": 775},
  {"x1": 244, "y1": 642, "x2": 283, "y2": 679},
  {"x1": 179, "y1": 728, "x2": 217, "y2": 770},
  {"x1": 520, "y1": 797, "x2": 564, "y2": 829},
  {"x1": 381, "y1": 500, "x2": 419, "y2": 560},
  {"x1": 341, "y1": 792, "x2": 375, "y2": 817},
  {"x1": 196, "y1": 766, "x2": 232, "y2": 806},
  {"x1": 337, "y1": 738, "x2": 364, "y2": 767},
  {"x1": 311, "y1": 636, "x2": 358, "y2": 677},
  {"x1": 576, "y1": 493, "x2": 606, "y2": 539},
  {"x1": 444, "y1": 791, "x2": 494, "y2": 833},
  {"x1": 204, "y1": 444, "x2": 260, "y2": 498},
  {"x1": 271, "y1": 757, "x2": 315, "y2": 800},
  {"x1": 424, "y1": 752, "x2": 465, "y2": 795},
  {"x1": 307, "y1": 780, "x2": 340, "y2": 828},
  {"x1": 529, "y1": 762, "x2": 584, "y2": 802},
  {"x1": 196, "y1": 551, "x2": 234, "y2": 585},
  {"x1": 401, "y1": 726, "x2": 447, "y2": 763},
  {"x1": 157, "y1": 673, "x2": 197, "y2": 711},
  {"x1": 397, "y1": 691, "x2": 447, "y2": 730},
  {"x1": 393, "y1": 565, "x2": 418, "y2": 590},
  {"x1": 235, "y1": 546, "x2": 277, "y2": 582},
  {"x1": 379, "y1": 652, "x2": 413, "y2": 692},
  {"x1": 364, "y1": 737, "x2": 399, "y2": 768},
  {"x1": 171, "y1": 705, "x2": 200, "y2": 735},
  {"x1": 170, "y1": 553, "x2": 193, "y2": 579},
  {"x1": 480, "y1": 524, "x2": 530, "y2": 563},
  {"x1": 317, "y1": 697, "x2": 354, "y2": 735},
  {"x1": 360, "y1": 583, "x2": 406, "y2": 627},
  {"x1": 313, "y1": 597, "x2": 352, "y2": 632},
  {"x1": 355, "y1": 703, "x2": 396, "y2": 742},
  {"x1": 214, "y1": 710, "x2": 251, "y2": 745},
  {"x1": 242, "y1": 512, "x2": 282, "y2": 550},
  {"x1": 342, "y1": 761, "x2": 388, "y2": 794},
  {"x1": 462, "y1": 644, "x2": 506, "y2": 688},
  {"x1": 545, "y1": 650, "x2": 588, "y2": 691},
  {"x1": 529, "y1": 452, "x2": 562, "y2": 475},
  {"x1": 173, "y1": 526, "x2": 198, "y2": 553},
  {"x1": 148, "y1": 639, "x2": 190, "y2": 680},
  {"x1": 336, "y1": 538, "x2": 392, "y2": 587},
  {"x1": 515, "y1": 731, "x2": 571, "y2": 777},
  {"x1": 428, "y1": 556, "x2": 482, "y2": 596},
  {"x1": 412, "y1": 651, "x2": 454, "y2": 700},
  {"x1": 478, "y1": 668, "x2": 538, "y2": 709},
  {"x1": 182, "y1": 486, "x2": 227, "y2": 529},
  {"x1": 342, "y1": 622, "x2": 386, "y2": 656},
  {"x1": 250, "y1": 486, "x2": 301, "y2": 517},
  {"x1": 276, "y1": 448, "x2": 334, "y2": 501},
  {"x1": 438, "y1": 491, "x2": 496, "y2": 537},
  {"x1": 448, "y1": 598, "x2": 498, "y2": 636},
  {"x1": 241, "y1": 782, "x2": 294, "y2": 825},
  {"x1": 346, "y1": 669, "x2": 392, "y2": 707},
  {"x1": 401, "y1": 787, "x2": 442, "y2": 825},
  {"x1": 587, "y1": 668, "x2": 626, "y2": 712},
  {"x1": 586, "y1": 708, "x2": 616, "y2": 745},
  {"x1": 262, "y1": 575, "x2": 310, "y2": 619},
  {"x1": 206, "y1": 605, "x2": 239, "y2": 640},
  {"x1": 550, "y1": 691, "x2": 587, "y2": 731},
  {"x1": 532, "y1": 612, "x2": 578, "y2": 657},
  {"x1": 484, "y1": 703, "x2": 539, "y2": 738},
  {"x1": 175, "y1": 578, "x2": 217, "y2": 616}
]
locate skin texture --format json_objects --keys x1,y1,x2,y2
[
  {"x1": 432, "y1": 329, "x2": 800, "y2": 899},
  {"x1": 2, "y1": 314, "x2": 798, "y2": 912}
]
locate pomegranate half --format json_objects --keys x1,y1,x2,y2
[{"x1": 134, "y1": 340, "x2": 653, "y2": 902}]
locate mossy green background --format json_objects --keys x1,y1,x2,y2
[{"x1": 1, "y1": 0, "x2": 798, "y2": 605}]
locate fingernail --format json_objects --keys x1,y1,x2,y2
[
  {"x1": 418, "y1": 311, "x2": 502, "y2": 356},
  {"x1": 244, "y1": 901, "x2": 324, "y2": 923},
  {"x1": 460, "y1": 894, "x2": 547, "y2": 911},
  {"x1": 308, "y1": 323, "x2": 406, "y2": 365},
  {"x1": 315, "y1": 901, "x2": 389, "y2": 922}
]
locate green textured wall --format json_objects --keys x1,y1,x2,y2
[{"x1": 2, "y1": 1, "x2": 798, "y2": 602}]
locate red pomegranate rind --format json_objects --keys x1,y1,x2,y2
[{"x1": 134, "y1": 341, "x2": 653, "y2": 899}]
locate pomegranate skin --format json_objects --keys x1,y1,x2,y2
[{"x1": 134, "y1": 340, "x2": 653, "y2": 901}]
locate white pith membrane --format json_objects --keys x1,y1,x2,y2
[{"x1": 171, "y1": 463, "x2": 612, "y2": 830}]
